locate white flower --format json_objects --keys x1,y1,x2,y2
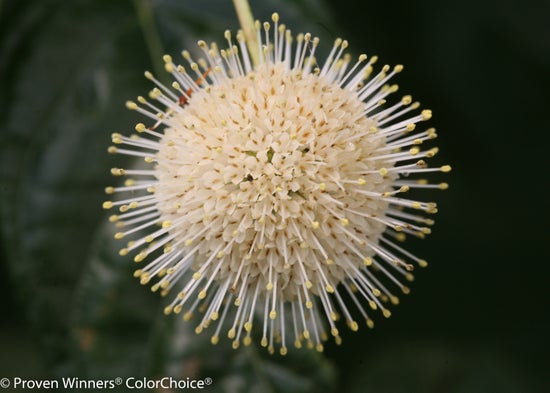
[{"x1": 104, "y1": 13, "x2": 450, "y2": 354}]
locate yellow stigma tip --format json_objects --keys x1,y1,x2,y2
[
  {"x1": 422, "y1": 109, "x2": 432, "y2": 120},
  {"x1": 134, "y1": 252, "x2": 146, "y2": 263},
  {"x1": 406, "y1": 123, "x2": 416, "y2": 131},
  {"x1": 125, "y1": 101, "x2": 138, "y2": 110}
]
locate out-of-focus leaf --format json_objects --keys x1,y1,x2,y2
[{"x1": 0, "y1": 0, "x2": 150, "y2": 369}]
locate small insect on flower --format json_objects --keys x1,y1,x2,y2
[{"x1": 104, "y1": 13, "x2": 450, "y2": 354}]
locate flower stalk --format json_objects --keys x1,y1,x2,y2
[{"x1": 232, "y1": 0, "x2": 260, "y2": 66}]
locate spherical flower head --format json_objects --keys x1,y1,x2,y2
[{"x1": 105, "y1": 13, "x2": 450, "y2": 354}]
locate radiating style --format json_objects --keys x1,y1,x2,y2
[{"x1": 104, "y1": 13, "x2": 450, "y2": 354}]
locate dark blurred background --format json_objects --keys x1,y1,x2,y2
[{"x1": 1, "y1": 0, "x2": 548, "y2": 392}]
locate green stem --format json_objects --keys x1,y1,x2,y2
[
  {"x1": 132, "y1": 0, "x2": 165, "y2": 78},
  {"x1": 232, "y1": 0, "x2": 260, "y2": 67}
]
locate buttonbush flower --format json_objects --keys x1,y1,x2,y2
[{"x1": 104, "y1": 12, "x2": 450, "y2": 354}]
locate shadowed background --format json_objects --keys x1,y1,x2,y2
[{"x1": 0, "y1": 0, "x2": 547, "y2": 392}]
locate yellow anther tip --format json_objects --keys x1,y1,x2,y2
[
  {"x1": 269, "y1": 310, "x2": 277, "y2": 320},
  {"x1": 441, "y1": 165, "x2": 452, "y2": 173}
]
